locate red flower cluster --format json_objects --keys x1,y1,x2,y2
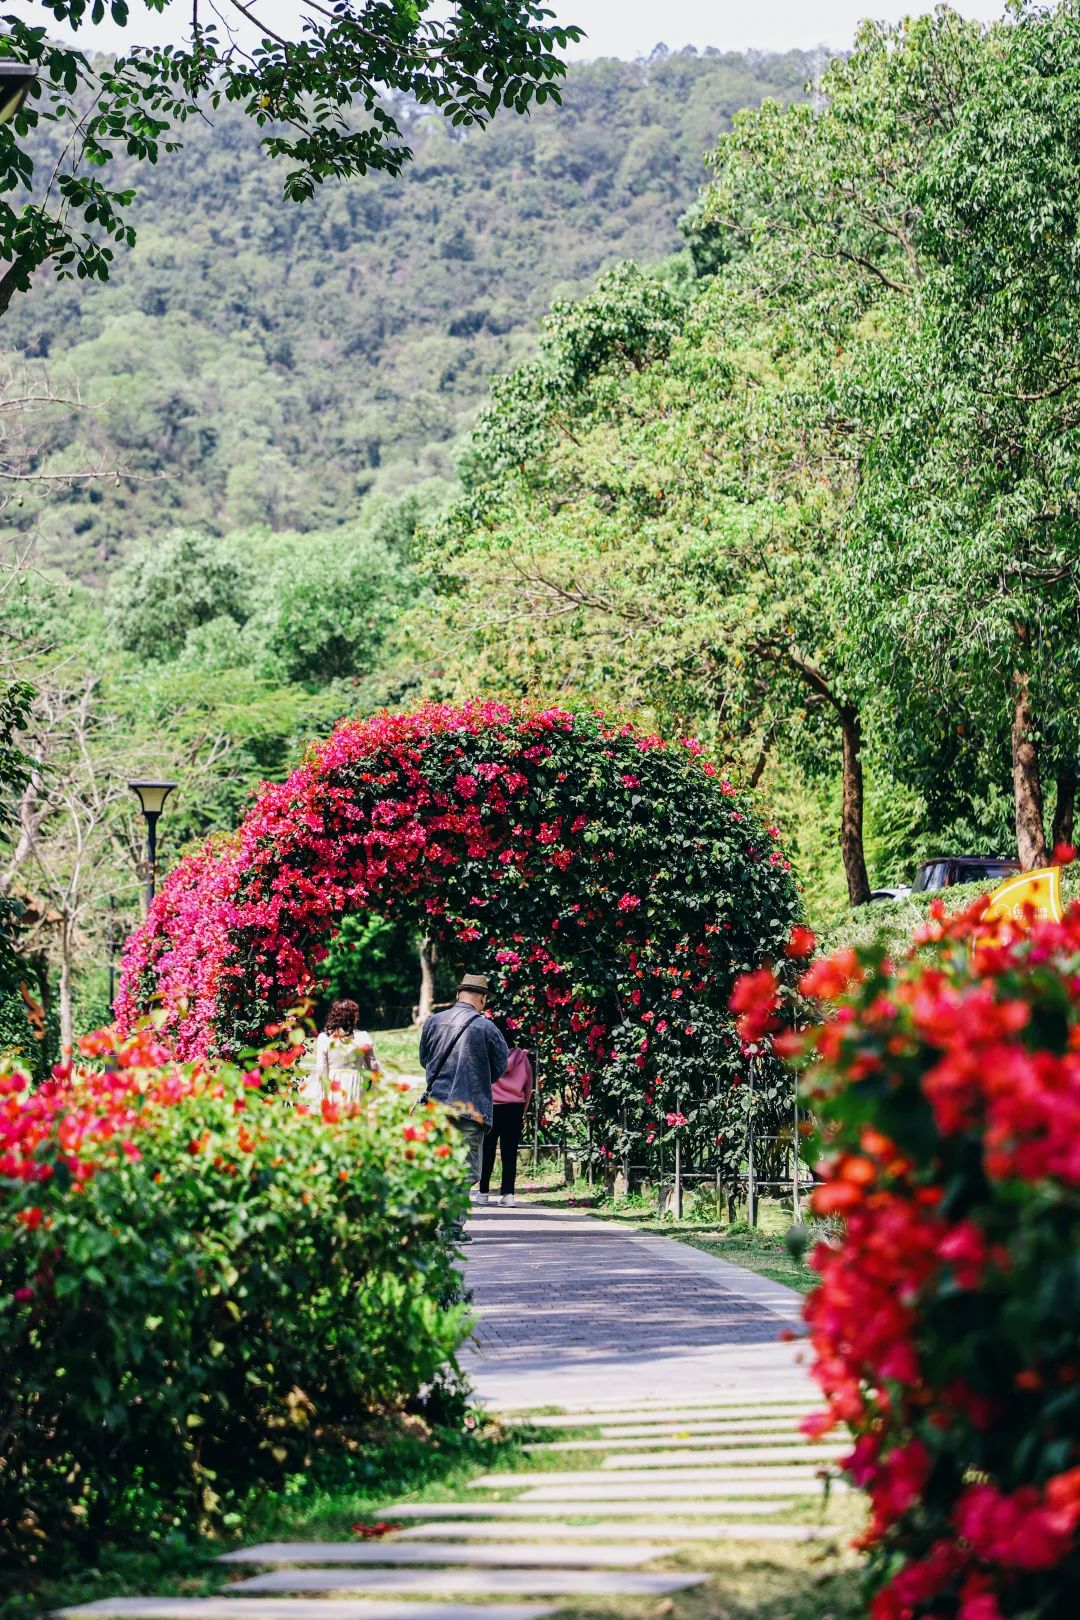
[
  {"x1": 786, "y1": 900, "x2": 1080, "y2": 1617},
  {"x1": 117, "y1": 702, "x2": 798, "y2": 1166},
  {"x1": 2, "y1": 1028, "x2": 190, "y2": 1189}
]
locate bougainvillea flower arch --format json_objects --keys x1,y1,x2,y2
[{"x1": 118, "y1": 702, "x2": 799, "y2": 1165}]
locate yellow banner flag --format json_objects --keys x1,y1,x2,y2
[{"x1": 973, "y1": 865, "x2": 1064, "y2": 949}]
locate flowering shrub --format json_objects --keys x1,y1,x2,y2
[
  {"x1": 0, "y1": 1029, "x2": 467, "y2": 1558},
  {"x1": 781, "y1": 901, "x2": 1080, "y2": 1620},
  {"x1": 118, "y1": 702, "x2": 799, "y2": 1172}
]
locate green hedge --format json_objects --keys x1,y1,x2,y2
[
  {"x1": 821, "y1": 869, "x2": 1080, "y2": 959},
  {"x1": 1, "y1": 1036, "x2": 469, "y2": 1560}
]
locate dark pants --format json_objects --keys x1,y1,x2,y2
[
  {"x1": 480, "y1": 1102, "x2": 526, "y2": 1196},
  {"x1": 449, "y1": 1114, "x2": 487, "y2": 1239}
]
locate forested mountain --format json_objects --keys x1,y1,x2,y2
[{"x1": 7, "y1": 47, "x2": 815, "y2": 575}]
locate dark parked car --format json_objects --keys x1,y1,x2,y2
[{"x1": 911, "y1": 855, "x2": 1019, "y2": 893}]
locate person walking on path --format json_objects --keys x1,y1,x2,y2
[
  {"x1": 301, "y1": 998, "x2": 379, "y2": 1105},
  {"x1": 419, "y1": 972, "x2": 508, "y2": 1241},
  {"x1": 477, "y1": 1017, "x2": 533, "y2": 1206}
]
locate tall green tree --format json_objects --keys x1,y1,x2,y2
[
  {"x1": 423, "y1": 261, "x2": 875, "y2": 901},
  {"x1": 840, "y1": 1, "x2": 1080, "y2": 869},
  {"x1": 0, "y1": 1, "x2": 582, "y2": 315},
  {"x1": 702, "y1": 5, "x2": 1080, "y2": 871}
]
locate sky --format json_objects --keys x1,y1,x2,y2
[{"x1": 6, "y1": 0, "x2": 1008, "y2": 59}]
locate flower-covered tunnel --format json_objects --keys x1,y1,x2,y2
[{"x1": 118, "y1": 702, "x2": 800, "y2": 1172}]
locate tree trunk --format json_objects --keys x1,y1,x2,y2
[
  {"x1": 59, "y1": 936, "x2": 74, "y2": 1058},
  {"x1": 770, "y1": 645, "x2": 871, "y2": 909},
  {"x1": 1011, "y1": 671, "x2": 1047, "y2": 870},
  {"x1": 1051, "y1": 763, "x2": 1076, "y2": 852},
  {"x1": 416, "y1": 936, "x2": 436, "y2": 1025},
  {"x1": 840, "y1": 706, "x2": 872, "y2": 906}
]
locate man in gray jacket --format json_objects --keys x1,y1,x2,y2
[{"x1": 420, "y1": 973, "x2": 509, "y2": 1241}]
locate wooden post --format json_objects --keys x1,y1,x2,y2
[
  {"x1": 748, "y1": 1059, "x2": 757, "y2": 1228},
  {"x1": 792, "y1": 1092, "x2": 801, "y2": 1222},
  {"x1": 532, "y1": 1057, "x2": 541, "y2": 1174}
]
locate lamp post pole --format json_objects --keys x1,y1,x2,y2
[{"x1": 128, "y1": 780, "x2": 178, "y2": 911}]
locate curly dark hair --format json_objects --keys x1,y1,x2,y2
[
  {"x1": 326, "y1": 998, "x2": 359, "y2": 1035},
  {"x1": 492, "y1": 1013, "x2": 528, "y2": 1054}
]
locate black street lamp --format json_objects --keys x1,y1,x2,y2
[
  {"x1": 128, "y1": 779, "x2": 177, "y2": 909},
  {"x1": 0, "y1": 62, "x2": 38, "y2": 126}
]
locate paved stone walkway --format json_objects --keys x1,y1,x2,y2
[
  {"x1": 61, "y1": 1206, "x2": 844, "y2": 1620},
  {"x1": 460, "y1": 1205, "x2": 813, "y2": 1409}
]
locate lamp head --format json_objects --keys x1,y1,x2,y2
[
  {"x1": 0, "y1": 63, "x2": 37, "y2": 127},
  {"x1": 128, "y1": 779, "x2": 177, "y2": 818}
]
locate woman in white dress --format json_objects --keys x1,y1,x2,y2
[{"x1": 302, "y1": 998, "x2": 380, "y2": 1105}]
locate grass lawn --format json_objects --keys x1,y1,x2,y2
[
  {"x1": 521, "y1": 1183, "x2": 819, "y2": 1295},
  {"x1": 371, "y1": 1024, "x2": 423, "y2": 1078},
  {"x1": 675, "y1": 1227, "x2": 817, "y2": 1294},
  {"x1": 549, "y1": 1545, "x2": 864, "y2": 1620}
]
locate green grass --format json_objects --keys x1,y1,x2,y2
[
  {"x1": 675, "y1": 1227, "x2": 817, "y2": 1294},
  {"x1": 371, "y1": 1024, "x2": 423, "y2": 1078},
  {"x1": 548, "y1": 1544, "x2": 864, "y2": 1620}
]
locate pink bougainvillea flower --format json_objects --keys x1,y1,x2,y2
[{"x1": 113, "y1": 702, "x2": 798, "y2": 1198}]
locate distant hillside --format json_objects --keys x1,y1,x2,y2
[{"x1": 7, "y1": 47, "x2": 815, "y2": 575}]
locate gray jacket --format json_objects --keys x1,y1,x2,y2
[{"x1": 419, "y1": 1003, "x2": 509, "y2": 1128}]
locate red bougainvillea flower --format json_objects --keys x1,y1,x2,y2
[
  {"x1": 791, "y1": 901, "x2": 1080, "y2": 1618},
  {"x1": 785, "y1": 925, "x2": 817, "y2": 959},
  {"x1": 729, "y1": 966, "x2": 779, "y2": 1042}
]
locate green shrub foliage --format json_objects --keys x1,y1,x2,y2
[{"x1": 0, "y1": 1030, "x2": 468, "y2": 1558}]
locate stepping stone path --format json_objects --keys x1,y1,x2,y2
[{"x1": 59, "y1": 1207, "x2": 850, "y2": 1620}]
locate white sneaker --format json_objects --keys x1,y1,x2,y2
[
  {"x1": 499, "y1": 1194, "x2": 515, "y2": 1206},
  {"x1": 473, "y1": 1191, "x2": 489, "y2": 1205}
]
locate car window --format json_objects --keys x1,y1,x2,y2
[
  {"x1": 912, "y1": 861, "x2": 950, "y2": 892},
  {"x1": 959, "y1": 862, "x2": 1016, "y2": 885}
]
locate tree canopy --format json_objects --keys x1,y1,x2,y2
[{"x1": 428, "y1": 4, "x2": 1080, "y2": 893}]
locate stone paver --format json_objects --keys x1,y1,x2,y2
[
  {"x1": 511, "y1": 1394, "x2": 816, "y2": 1415},
  {"x1": 518, "y1": 1480, "x2": 836, "y2": 1499},
  {"x1": 507, "y1": 1402, "x2": 814, "y2": 1428},
  {"x1": 382, "y1": 1500, "x2": 789, "y2": 1518},
  {"x1": 599, "y1": 1443, "x2": 843, "y2": 1467},
  {"x1": 461, "y1": 1208, "x2": 809, "y2": 1409},
  {"x1": 59, "y1": 1607, "x2": 553, "y2": 1620},
  {"x1": 394, "y1": 1523, "x2": 832, "y2": 1544},
  {"x1": 218, "y1": 1541, "x2": 669, "y2": 1568},
  {"x1": 473, "y1": 1467, "x2": 837, "y2": 1488},
  {"x1": 524, "y1": 1426, "x2": 806, "y2": 1451},
  {"x1": 595, "y1": 1418, "x2": 808, "y2": 1436},
  {"x1": 394, "y1": 1521, "x2": 787, "y2": 1540},
  {"x1": 228, "y1": 1571, "x2": 705, "y2": 1598}
]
